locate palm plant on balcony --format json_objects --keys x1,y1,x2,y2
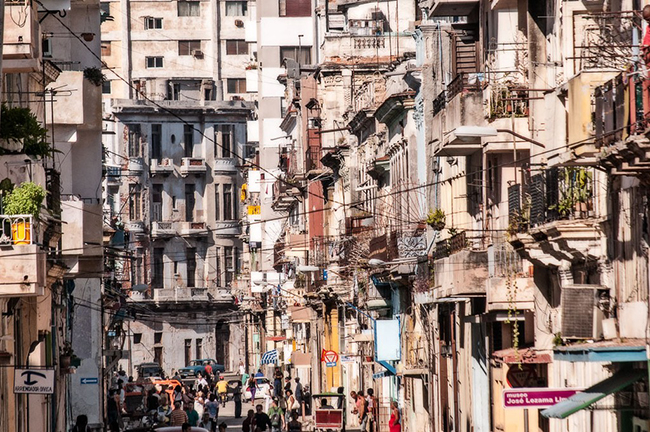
[
  {"x1": 2, "y1": 181, "x2": 46, "y2": 244},
  {"x1": 0, "y1": 105, "x2": 50, "y2": 157},
  {"x1": 556, "y1": 168, "x2": 593, "y2": 218},
  {"x1": 426, "y1": 208, "x2": 446, "y2": 231}
]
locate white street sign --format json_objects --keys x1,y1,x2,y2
[{"x1": 14, "y1": 369, "x2": 55, "y2": 394}]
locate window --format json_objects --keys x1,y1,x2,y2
[
  {"x1": 178, "y1": 40, "x2": 201, "y2": 55},
  {"x1": 280, "y1": 46, "x2": 311, "y2": 65},
  {"x1": 127, "y1": 124, "x2": 141, "y2": 157},
  {"x1": 146, "y1": 56, "x2": 164, "y2": 68},
  {"x1": 195, "y1": 338, "x2": 202, "y2": 359},
  {"x1": 177, "y1": 1, "x2": 200, "y2": 16},
  {"x1": 100, "y1": 2, "x2": 110, "y2": 16},
  {"x1": 226, "y1": 40, "x2": 248, "y2": 55},
  {"x1": 102, "y1": 80, "x2": 111, "y2": 94},
  {"x1": 184, "y1": 124, "x2": 193, "y2": 157},
  {"x1": 225, "y1": 1, "x2": 247, "y2": 16},
  {"x1": 152, "y1": 184, "x2": 163, "y2": 221},
  {"x1": 154, "y1": 332, "x2": 163, "y2": 344},
  {"x1": 128, "y1": 184, "x2": 141, "y2": 220},
  {"x1": 133, "y1": 333, "x2": 142, "y2": 344},
  {"x1": 184, "y1": 339, "x2": 192, "y2": 365},
  {"x1": 185, "y1": 184, "x2": 195, "y2": 221},
  {"x1": 42, "y1": 38, "x2": 52, "y2": 57},
  {"x1": 225, "y1": 246, "x2": 234, "y2": 286},
  {"x1": 151, "y1": 124, "x2": 162, "y2": 161},
  {"x1": 145, "y1": 17, "x2": 163, "y2": 29},
  {"x1": 215, "y1": 247, "x2": 222, "y2": 286},
  {"x1": 154, "y1": 347, "x2": 163, "y2": 365},
  {"x1": 101, "y1": 41, "x2": 111, "y2": 56},
  {"x1": 215, "y1": 185, "x2": 221, "y2": 221},
  {"x1": 215, "y1": 124, "x2": 234, "y2": 158},
  {"x1": 227, "y1": 78, "x2": 246, "y2": 94},
  {"x1": 187, "y1": 248, "x2": 196, "y2": 287},
  {"x1": 153, "y1": 248, "x2": 164, "y2": 288},
  {"x1": 279, "y1": 0, "x2": 311, "y2": 17},
  {"x1": 223, "y1": 184, "x2": 233, "y2": 220}
]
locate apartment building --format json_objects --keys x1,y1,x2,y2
[
  {"x1": 100, "y1": 0, "x2": 256, "y2": 374},
  {"x1": 0, "y1": 0, "x2": 104, "y2": 430}
]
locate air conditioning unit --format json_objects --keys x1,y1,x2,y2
[
  {"x1": 192, "y1": 50, "x2": 204, "y2": 59},
  {"x1": 561, "y1": 284, "x2": 609, "y2": 339}
]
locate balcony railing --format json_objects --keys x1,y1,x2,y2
[
  {"x1": 0, "y1": 215, "x2": 34, "y2": 245},
  {"x1": 508, "y1": 167, "x2": 595, "y2": 232},
  {"x1": 488, "y1": 86, "x2": 529, "y2": 119},
  {"x1": 446, "y1": 73, "x2": 481, "y2": 102},
  {"x1": 433, "y1": 231, "x2": 467, "y2": 260},
  {"x1": 180, "y1": 157, "x2": 207, "y2": 176},
  {"x1": 150, "y1": 158, "x2": 174, "y2": 175},
  {"x1": 306, "y1": 147, "x2": 321, "y2": 172}
]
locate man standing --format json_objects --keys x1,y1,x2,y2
[
  {"x1": 185, "y1": 401, "x2": 200, "y2": 426},
  {"x1": 356, "y1": 391, "x2": 368, "y2": 432},
  {"x1": 366, "y1": 388, "x2": 378, "y2": 432},
  {"x1": 273, "y1": 368, "x2": 283, "y2": 399},
  {"x1": 234, "y1": 381, "x2": 243, "y2": 418},
  {"x1": 170, "y1": 401, "x2": 189, "y2": 426},
  {"x1": 293, "y1": 377, "x2": 304, "y2": 413}
]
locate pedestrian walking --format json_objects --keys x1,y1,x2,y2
[
  {"x1": 255, "y1": 368, "x2": 264, "y2": 378},
  {"x1": 242, "y1": 409, "x2": 256, "y2": 432},
  {"x1": 273, "y1": 368, "x2": 283, "y2": 399},
  {"x1": 199, "y1": 412, "x2": 217, "y2": 432},
  {"x1": 248, "y1": 375, "x2": 258, "y2": 403},
  {"x1": 253, "y1": 404, "x2": 272, "y2": 432},
  {"x1": 71, "y1": 415, "x2": 91, "y2": 432},
  {"x1": 367, "y1": 388, "x2": 378, "y2": 432},
  {"x1": 267, "y1": 398, "x2": 285, "y2": 432},
  {"x1": 285, "y1": 388, "x2": 299, "y2": 424},
  {"x1": 234, "y1": 381, "x2": 243, "y2": 418},
  {"x1": 170, "y1": 401, "x2": 189, "y2": 426},
  {"x1": 185, "y1": 401, "x2": 200, "y2": 426},
  {"x1": 205, "y1": 393, "x2": 220, "y2": 425},
  {"x1": 388, "y1": 401, "x2": 401, "y2": 432},
  {"x1": 287, "y1": 411, "x2": 302, "y2": 432}
]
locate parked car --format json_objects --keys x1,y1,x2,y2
[
  {"x1": 137, "y1": 362, "x2": 163, "y2": 379},
  {"x1": 244, "y1": 377, "x2": 272, "y2": 400},
  {"x1": 178, "y1": 359, "x2": 225, "y2": 378}
]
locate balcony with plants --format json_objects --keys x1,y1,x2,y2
[{"x1": 507, "y1": 167, "x2": 605, "y2": 266}]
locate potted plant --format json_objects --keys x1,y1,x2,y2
[
  {"x1": 2, "y1": 181, "x2": 46, "y2": 244},
  {"x1": 426, "y1": 208, "x2": 446, "y2": 231},
  {"x1": 83, "y1": 67, "x2": 106, "y2": 87},
  {"x1": 0, "y1": 105, "x2": 50, "y2": 157}
]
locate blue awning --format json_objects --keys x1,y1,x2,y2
[
  {"x1": 554, "y1": 345, "x2": 647, "y2": 362},
  {"x1": 541, "y1": 368, "x2": 645, "y2": 419}
]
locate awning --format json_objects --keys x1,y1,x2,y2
[
  {"x1": 290, "y1": 351, "x2": 312, "y2": 367},
  {"x1": 289, "y1": 306, "x2": 314, "y2": 323},
  {"x1": 492, "y1": 347, "x2": 552, "y2": 365},
  {"x1": 541, "y1": 368, "x2": 645, "y2": 419},
  {"x1": 350, "y1": 332, "x2": 374, "y2": 343}
]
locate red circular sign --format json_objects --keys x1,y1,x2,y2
[
  {"x1": 506, "y1": 364, "x2": 538, "y2": 388},
  {"x1": 322, "y1": 350, "x2": 339, "y2": 363}
]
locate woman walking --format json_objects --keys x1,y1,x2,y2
[{"x1": 388, "y1": 401, "x2": 401, "y2": 432}]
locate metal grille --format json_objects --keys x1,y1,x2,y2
[
  {"x1": 561, "y1": 287, "x2": 596, "y2": 339},
  {"x1": 529, "y1": 174, "x2": 545, "y2": 227}
]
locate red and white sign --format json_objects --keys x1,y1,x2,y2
[
  {"x1": 503, "y1": 388, "x2": 580, "y2": 409},
  {"x1": 321, "y1": 350, "x2": 339, "y2": 365},
  {"x1": 506, "y1": 364, "x2": 538, "y2": 388}
]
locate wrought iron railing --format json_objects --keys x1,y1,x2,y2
[{"x1": 0, "y1": 215, "x2": 34, "y2": 245}]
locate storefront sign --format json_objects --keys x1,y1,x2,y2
[
  {"x1": 503, "y1": 388, "x2": 579, "y2": 409},
  {"x1": 14, "y1": 369, "x2": 54, "y2": 394},
  {"x1": 248, "y1": 205, "x2": 261, "y2": 215}
]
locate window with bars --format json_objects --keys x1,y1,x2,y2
[
  {"x1": 177, "y1": 1, "x2": 200, "y2": 16},
  {"x1": 152, "y1": 248, "x2": 164, "y2": 288},
  {"x1": 226, "y1": 40, "x2": 248, "y2": 55},
  {"x1": 223, "y1": 184, "x2": 233, "y2": 220},
  {"x1": 178, "y1": 40, "x2": 201, "y2": 55},
  {"x1": 145, "y1": 17, "x2": 163, "y2": 29},
  {"x1": 127, "y1": 124, "x2": 141, "y2": 157},
  {"x1": 146, "y1": 56, "x2": 164, "y2": 68},
  {"x1": 225, "y1": 1, "x2": 247, "y2": 16},
  {"x1": 227, "y1": 78, "x2": 246, "y2": 94}
]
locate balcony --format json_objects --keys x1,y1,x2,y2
[
  {"x1": 3, "y1": 0, "x2": 40, "y2": 72},
  {"x1": 125, "y1": 220, "x2": 146, "y2": 234},
  {"x1": 433, "y1": 231, "x2": 488, "y2": 298},
  {"x1": 429, "y1": 0, "x2": 479, "y2": 16},
  {"x1": 486, "y1": 245, "x2": 535, "y2": 312},
  {"x1": 213, "y1": 158, "x2": 238, "y2": 175},
  {"x1": 179, "y1": 221, "x2": 209, "y2": 237},
  {"x1": 507, "y1": 167, "x2": 604, "y2": 266},
  {"x1": 128, "y1": 287, "x2": 234, "y2": 310},
  {"x1": 180, "y1": 157, "x2": 207, "y2": 176},
  {"x1": 214, "y1": 221, "x2": 241, "y2": 237},
  {"x1": 151, "y1": 221, "x2": 176, "y2": 238},
  {"x1": 272, "y1": 180, "x2": 302, "y2": 212},
  {"x1": 150, "y1": 158, "x2": 174, "y2": 176},
  {"x1": 128, "y1": 157, "x2": 144, "y2": 173},
  {"x1": 0, "y1": 215, "x2": 46, "y2": 297}
]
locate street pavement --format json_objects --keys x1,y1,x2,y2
[{"x1": 214, "y1": 398, "x2": 247, "y2": 432}]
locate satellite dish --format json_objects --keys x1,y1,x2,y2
[{"x1": 131, "y1": 284, "x2": 149, "y2": 292}]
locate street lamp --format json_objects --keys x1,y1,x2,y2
[{"x1": 453, "y1": 126, "x2": 545, "y2": 148}]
